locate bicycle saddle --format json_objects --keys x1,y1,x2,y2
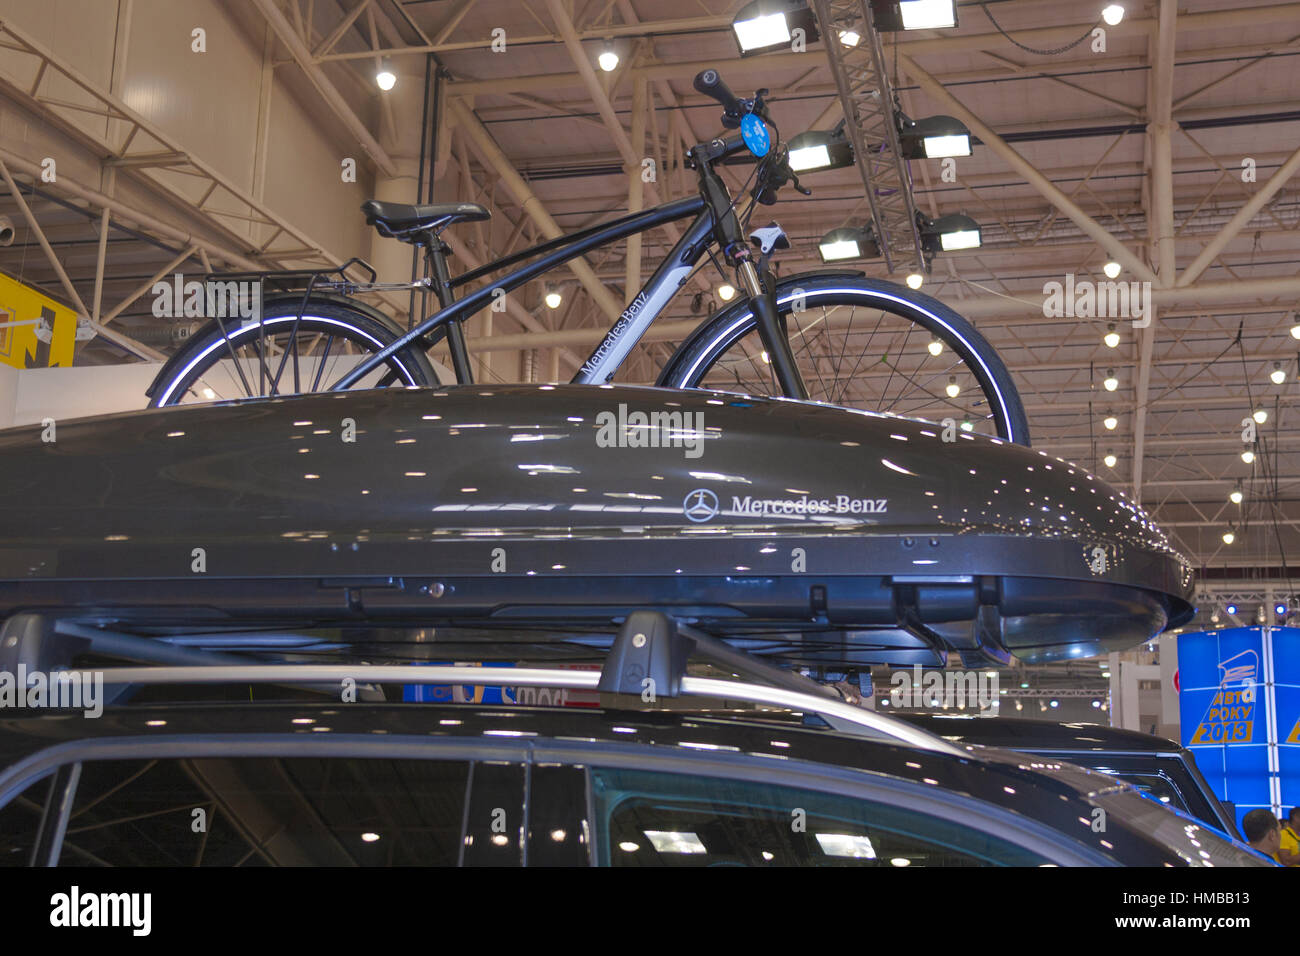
[{"x1": 361, "y1": 200, "x2": 490, "y2": 239}]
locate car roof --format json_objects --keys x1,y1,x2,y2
[
  {"x1": 892, "y1": 713, "x2": 1184, "y2": 753},
  {"x1": 0, "y1": 699, "x2": 1260, "y2": 866},
  {"x1": 0, "y1": 702, "x2": 1150, "y2": 830}
]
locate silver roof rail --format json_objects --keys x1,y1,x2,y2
[
  {"x1": 68, "y1": 662, "x2": 962, "y2": 755},
  {"x1": 8, "y1": 609, "x2": 965, "y2": 755}
]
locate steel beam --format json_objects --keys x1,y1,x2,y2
[
  {"x1": 1178, "y1": 143, "x2": 1300, "y2": 287},
  {"x1": 449, "y1": 97, "x2": 623, "y2": 321},
  {"x1": 1133, "y1": 0, "x2": 1179, "y2": 500},
  {"x1": 462, "y1": 273, "x2": 1300, "y2": 351},
  {"x1": 897, "y1": 53, "x2": 1158, "y2": 286},
  {"x1": 810, "y1": 0, "x2": 923, "y2": 276},
  {"x1": 249, "y1": 0, "x2": 397, "y2": 178},
  {"x1": 0, "y1": 159, "x2": 89, "y2": 317}
]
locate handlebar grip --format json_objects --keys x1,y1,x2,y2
[{"x1": 694, "y1": 69, "x2": 742, "y2": 116}]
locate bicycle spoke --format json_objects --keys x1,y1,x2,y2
[{"x1": 309, "y1": 334, "x2": 337, "y2": 392}]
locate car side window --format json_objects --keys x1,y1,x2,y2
[
  {"x1": 1101, "y1": 770, "x2": 1189, "y2": 814},
  {"x1": 590, "y1": 767, "x2": 1051, "y2": 867},
  {"x1": 55, "y1": 756, "x2": 474, "y2": 866}
]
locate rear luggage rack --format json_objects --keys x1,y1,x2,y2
[{"x1": 0, "y1": 610, "x2": 963, "y2": 756}]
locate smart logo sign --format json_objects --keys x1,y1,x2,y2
[{"x1": 1178, "y1": 626, "x2": 1300, "y2": 832}]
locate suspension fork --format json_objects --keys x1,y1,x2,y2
[
  {"x1": 734, "y1": 256, "x2": 808, "y2": 402},
  {"x1": 695, "y1": 156, "x2": 808, "y2": 402}
]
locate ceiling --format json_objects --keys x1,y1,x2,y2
[{"x1": 1, "y1": 0, "x2": 1298, "y2": 593}]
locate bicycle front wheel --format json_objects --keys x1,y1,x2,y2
[
  {"x1": 147, "y1": 297, "x2": 438, "y2": 407},
  {"x1": 657, "y1": 275, "x2": 1031, "y2": 446}
]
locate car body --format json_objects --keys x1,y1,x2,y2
[
  {"x1": 895, "y1": 714, "x2": 1240, "y2": 838},
  {"x1": 0, "y1": 696, "x2": 1267, "y2": 867}
]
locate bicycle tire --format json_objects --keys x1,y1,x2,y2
[
  {"x1": 147, "y1": 296, "x2": 438, "y2": 407},
  {"x1": 656, "y1": 274, "x2": 1031, "y2": 446}
]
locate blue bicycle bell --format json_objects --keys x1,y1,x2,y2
[{"x1": 740, "y1": 113, "x2": 770, "y2": 158}]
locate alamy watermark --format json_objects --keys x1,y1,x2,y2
[
  {"x1": 595, "y1": 403, "x2": 707, "y2": 459},
  {"x1": 151, "y1": 273, "x2": 262, "y2": 321},
  {"x1": 50, "y1": 886, "x2": 151, "y2": 936},
  {"x1": 0, "y1": 664, "x2": 103, "y2": 718},
  {"x1": 1042, "y1": 273, "x2": 1151, "y2": 327},
  {"x1": 889, "y1": 665, "x2": 999, "y2": 711}
]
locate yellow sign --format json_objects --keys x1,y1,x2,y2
[{"x1": 0, "y1": 272, "x2": 79, "y2": 369}]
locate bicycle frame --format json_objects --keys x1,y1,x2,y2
[{"x1": 330, "y1": 193, "x2": 716, "y2": 391}]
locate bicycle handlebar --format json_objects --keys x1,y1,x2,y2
[
  {"x1": 690, "y1": 70, "x2": 808, "y2": 206},
  {"x1": 694, "y1": 69, "x2": 744, "y2": 128}
]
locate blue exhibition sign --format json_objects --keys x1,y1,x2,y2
[
  {"x1": 1274, "y1": 627, "x2": 1300, "y2": 811},
  {"x1": 1179, "y1": 626, "x2": 1300, "y2": 830}
]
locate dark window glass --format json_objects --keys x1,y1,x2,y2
[
  {"x1": 0, "y1": 775, "x2": 52, "y2": 867},
  {"x1": 59, "y1": 757, "x2": 471, "y2": 866},
  {"x1": 462, "y1": 762, "x2": 525, "y2": 866},
  {"x1": 527, "y1": 765, "x2": 590, "y2": 866},
  {"x1": 1099, "y1": 770, "x2": 1189, "y2": 814},
  {"x1": 591, "y1": 767, "x2": 1050, "y2": 867}
]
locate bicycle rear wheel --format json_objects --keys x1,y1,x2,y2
[
  {"x1": 147, "y1": 297, "x2": 438, "y2": 407},
  {"x1": 657, "y1": 275, "x2": 1031, "y2": 446}
]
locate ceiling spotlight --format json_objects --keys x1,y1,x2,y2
[
  {"x1": 544, "y1": 288, "x2": 562, "y2": 309},
  {"x1": 838, "y1": 29, "x2": 861, "y2": 46},
  {"x1": 899, "y1": 114, "x2": 972, "y2": 159},
  {"x1": 1103, "y1": 412, "x2": 1118, "y2": 430},
  {"x1": 201, "y1": 387, "x2": 216, "y2": 400},
  {"x1": 1276, "y1": 603, "x2": 1288, "y2": 617},
  {"x1": 1290, "y1": 315, "x2": 1300, "y2": 339},
  {"x1": 1103, "y1": 369, "x2": 1118, "y2": 391},
  {"x1": 818, "y1": 225, "x2": 880, "y2": 262},
  {"x1": 597, "y1": 45, "x2": 620, "y2": 72},
  {"x1": 1229, "y1": 485, "x2": 1243, "y2": 504},
  {"x1": 1253, "y1": 408, "x2": 1268, "y2": 424},
  {"x1": 1241, "y1": 449, "x2": 1255, "y2": 464},
  {"x1": 871, "y1": 0, "x2": 958, "y2": 31},
  {"x1": 1211, "y1": 610, "x2": 1220, "y2": 623},
  {"x1": 1103, "y1": 452, "x2": 1117, "y2": 468},
  {"x1": 928, "y1": 339, "x2": 943, "y2": 357},
  {"x1": 1103, "y1": 261, "x2": 1121, "y2": 279},
  {"x1": 1222, "y1": 529, "x2": 1235, "y2": 545},
  {"x1": 718, "y1": 283, "x2": 736, "y2": 301},
  {"x1": 1226, "y1": 603, "x2": 1238, "y2": 615},
  {"x1": 787, "y1": 128, "x2": 854, "y2": 173},
  {"x1": 945, "y1": 376, "x2": 960, "y2": 398},
  {"x1": 1101, "y1": 4, "x2": 1125, "y2": 26},
  {"x1": 920, "y1": 212, "x2": 981, "y2": 252},
  {"x1": 1104, "y1": 322, "x2": 1120, "y2": 348},
  {"x1": 731, "y1": 0, "x2": 819, "y2": 56},
  {"x1": 906, "y1": 272, "x2": 924, "y2": 290},
  {"x1": 1270, "y1": 361, "x2": 1286, "y2": 385},
  {"x1": 375, "y1": 60, "x2": 397, "y2": 91},
  {"x1": 960, "y1": 420, "x2": 974, "y2": 432}
]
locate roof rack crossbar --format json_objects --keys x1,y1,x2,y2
[
  {"x1": 11, "y1": 616, "x2": 382, "y2": 701},
  {"x1": 595, "y1": 611, "x2": 840, "y2": 703}
]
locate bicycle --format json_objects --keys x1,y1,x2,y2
[{"x1": 146, "y1": 69, "x2": 1030, "y2": 446}]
